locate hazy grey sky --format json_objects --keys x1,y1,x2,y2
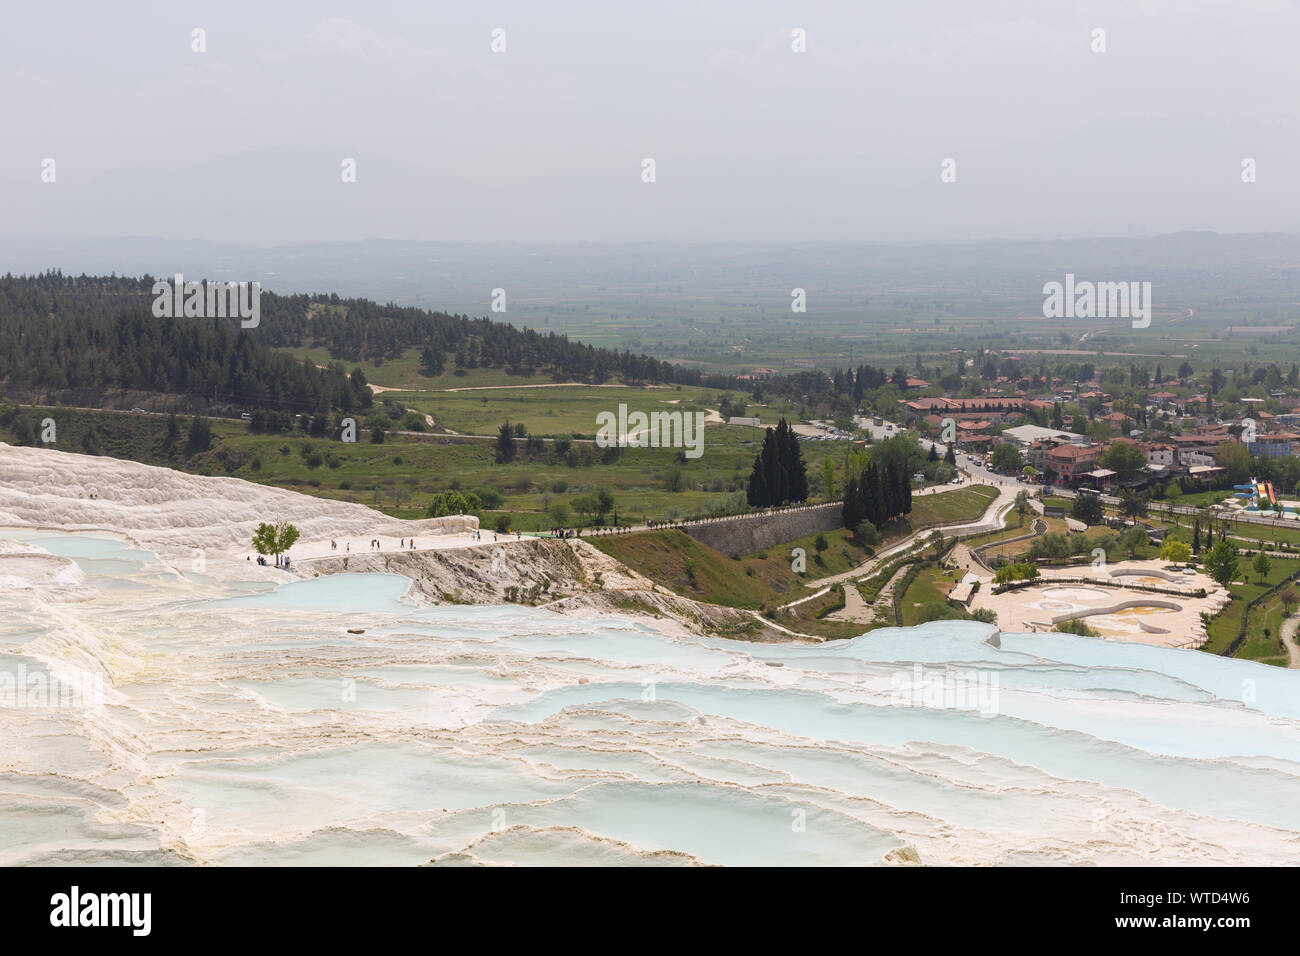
[{"x1": 4, "y1": 0, "x2": 1299, "y2": 243}]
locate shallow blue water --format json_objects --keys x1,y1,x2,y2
[
  {"x1": 212, "y1": 572, "x2": 413, "y2": 612},
  {"x1": 6, "y1": 528, "x2": 1300, "y2": 866}
]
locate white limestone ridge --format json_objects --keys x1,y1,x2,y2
[{"x1": 0, "y1": 442, "x2": 476, "y2": 560}]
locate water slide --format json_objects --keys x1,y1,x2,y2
[
  {"x1": 1258, "y1": 480, "x2": 1278, "y2": 507},
  {"x1": 1237, "y1": 478, "x2": 1279, "y2": 507}
]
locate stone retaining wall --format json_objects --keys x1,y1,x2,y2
[{"x1": 682, "y1": 503, "x2": 843, "y2": 558}]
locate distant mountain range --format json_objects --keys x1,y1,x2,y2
[{"x1": 3, "y1": 233, "x2": 1299, "y2": 318}]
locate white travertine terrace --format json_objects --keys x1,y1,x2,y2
[
  {"x1": 2, "y1": 445, "x2": 1300, "y2": 866},
  {"x1": 0, "y1": 443, "x2": 476, "y2": 568}
]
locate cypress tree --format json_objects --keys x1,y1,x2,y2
[
  {"x1": 890, "y1": 459, "x2": 905, "y2": 519},
  {"x1": 885, "y1": 462, "x2": 896, "y2": 518},
  {"x1": 842, "y1": 476, "x2": 864, "y2": 529},
  {"x1": 747, "y1": 428, "x2": 776, "y2": 506},
  {"x1": 746, "y1": 455, "x2": 769, "y2": 507},
  {"x1": 747, "y1": 418, "x2": 808, "y2": 506},
  {"x1": 781, "y1": 419, "x2": 809, "y2": 503},
  {"x1": 764, "y1": 425, "x2": 784, "y2": 503},
  {"x1": 865, "y1": 461, "x2": 884, "y2": 525}
]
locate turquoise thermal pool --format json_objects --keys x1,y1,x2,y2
[{"x1": 3, "y1": 530, "x2": 1300, "y2": 866}]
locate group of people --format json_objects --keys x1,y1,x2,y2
[
  {"x1": 547, "y1": 525, "x2": 632, "y2": 539},
  {"x1": 325, "y1": 538, "x2": 417, "y2": 553}
]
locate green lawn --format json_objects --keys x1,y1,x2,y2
[
  {"x1": 961, "y1": 509, "x2": 1033, "y2": 548},
  {"x1": 1245, "y1": 593, "x2": 1293, "y2": 667},
  {"x1": 589, "y1": 530, "x2": 880, "y2": 639},
  {"x1": 883, "y1": 485, "x2": 998, "y2": 544},
  {"x1": 590, "y1": 526, "x2": 869, "y2": 608},
  {"x1": 282, "y1": 344, "x2": 578, "y2": 391},
  {"x1": 746, "y1": 527, "x2": 877, "y2": 579},
  {"x1": 1201, "y1": 557, "x2": 1300, "y2": 662},
  {"x1": 897, "y1": 565, "x2": 958, "y2": 627},
  {"x1": 1151, "y1": 512, "x2": 1300, "y2": 550},
  {"x1": 396, "y1": 384, "x2": 723, "y2": 437},
  {"x1": 1155, "y1": 489, "x2": 1235, "y2": 509}
]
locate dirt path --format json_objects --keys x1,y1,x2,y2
[
  {"x1": 826, "y1": 583, "x2": 876, "y2": 624},
  {"x1": 1282, "y1": 615, "x2": 1300, "y2": 669},
  {"x1": 869, "y1": 563, "x2": 913, "y2": 619}
]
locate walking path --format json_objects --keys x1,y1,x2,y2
[
  {"x1": 286, "y1": 530, "x2": 509, "y2": 564},
  {"x1": 868, "y1": 563, "x2": 914, "y2": 620},
  {"x1": 808, "y1": 482, "x2": 1017, "y2": 588},
  {"x1": 968, "y1": 518, "x2": 1047, "y2": 572},
  {"x1": 1282, "y1": 615, "x2": 1300, "y2": 669},
  {"x1": 826, "y1": 582, "x2": 876, "y2": 624},
  {"x1": 781, "y1": 586, "x2": 831, "y2": 611}
]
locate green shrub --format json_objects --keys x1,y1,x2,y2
[{"x1": 428, "y1": 490, "x2": 483, "y2": 517}]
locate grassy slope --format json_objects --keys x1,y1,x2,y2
[
  {"x1": 590, "y1": 486, "x2": 998, "y2": 616},
  {"x1": 884, "y1": 485, "x2": 998, "y2": 545},
  {"x1": 588, "y1": 529, "x2": 875, "y2": 640},
  {"x1": 592, "y1": 529, "x2": 810, "y2": 611},
  {"x1": 1200, "y1": 556, "x2": 1300, "y2": 663},
  {"x1": 0, "y1": 406, "x2": 850, "y2": 528},
  {"x1": 282, "y1": 346, "x2": 573, "y2": 391},
  {"x1": 398, "y1": 384, "x2": 721, "y2": 437},
  {"x1": 897, "y1": 565, "x2": 958, "y2": 627}
]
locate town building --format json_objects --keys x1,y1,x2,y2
[{"x1": 1044, "y1": 444, "x2": 1104, "y2": 483}]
